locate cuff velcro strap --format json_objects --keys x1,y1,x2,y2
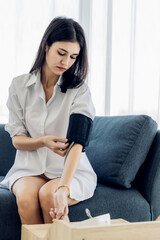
[{"x1": 66, "y1": 113, "x2": 93, "y2": 152}]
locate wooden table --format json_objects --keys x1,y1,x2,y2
[{"x1": 21, "y1": 218, "x2": 160, "y2": 240}]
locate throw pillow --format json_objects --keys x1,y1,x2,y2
[{"x1": 86, "y1": 115, "x2": 158, "y2": 188}]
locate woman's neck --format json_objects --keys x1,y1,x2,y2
[{"x1": 41, "y1": 63, "x2": 59, "y2": 88}]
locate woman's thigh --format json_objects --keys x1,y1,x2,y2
[
  {"x1": 12, "y1": 176, "x2": 48, "y2": 198},
  {"x1": 12, "y1": 176, "x2": 49, "y2": 224}
]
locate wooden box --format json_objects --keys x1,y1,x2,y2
[{"x1": 21, "y1": 217, "x2": 160, "y2": 240}]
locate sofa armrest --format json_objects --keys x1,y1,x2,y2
[
  {"x1": 0, "y1": 124, "x2": 16, "y2": 176},
  {"x1": 134, "y1": 130, "x2": 160, "y2": 220}
]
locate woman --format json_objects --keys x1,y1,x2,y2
[{"x1": 0, "y1": 16, "x2": 97, "y2": 224}]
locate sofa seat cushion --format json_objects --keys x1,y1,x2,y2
[
  {"x1": 0, "y1": 176, "x2": 4, "y2": 182},
  {"x1": 69, "y1": 183, "x2": 151, "y2": 222},
  {"x1": 0, "y1": 124, "x2": 16, "y2": 176},
  {"x1": 0, "y1": 187, "x2": 21, "y2": 240},
  {"x1": 86, "y1": 115, "x2": 157, "y2": 188}
]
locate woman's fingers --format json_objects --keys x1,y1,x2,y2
[
  {"x1": 60, "y1": 215, "x2": 70, "y2": 222},
  {"x1": 51, "y1": 189, "x2": 69, "y2": 221},
  {"x1": 50, "y1": 207, "x2": 65, "y2": 221},
  {"x1": 50, "y1": 143, "x2": 69, "y2": 156},
  {"x1": 54, "y1": 137, "x2": 68, "y2": 143},
  {"x1": 43, "y1": 136, "x2": 69, "y2": 152},
  {"x1": 51, "y1": 142, "x2": 69, "y2": 150},
  {"x1": 53, "y1": 205, "x2": 68, "y2": 220},
  {"x1": 54, "y1": 148, "x2": 68, "y2": 157},
  {"x1": 49, "y1": 141, "x2": 69, "y2": 156},
  {"x1": 55, "y1": 206, "x2": 65, "y2": 219},
  {"x1": 64, "y1": 205, "x2": 69, "y2": 216},
  {"x1": 49, "y1": 208, "x2": 56, "y2": 219}
]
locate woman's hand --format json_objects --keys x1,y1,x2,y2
[
  {"x1": 43, "y1": 136, "x2": 69, "y2": 157},
  {"x1": 49, "y1": 188, "x2": 69, "y2": 222}
]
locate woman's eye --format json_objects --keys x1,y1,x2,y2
[
  {"x1": 58, "y1": 51, "x2": 65, "y2": 56},
  {"x1": 58, "y1": 51, "x2": 77, "y2": 60},
  {"x1": 70, "y1": 56, "x2": 76, "y2": 60}
]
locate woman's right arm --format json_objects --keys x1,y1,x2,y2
[
  {"x1": 12, "y1": 135, "x2": 69, "y2": 157},
  {"x1": 7, "y1": 78, "x2": 69, "y2": 157}
]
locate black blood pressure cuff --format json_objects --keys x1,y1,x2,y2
[{"x1": 66, "y1": 113, "x2": 93, "y2": 152}]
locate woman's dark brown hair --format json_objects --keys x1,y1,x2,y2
[{"x1": 30, "y1": 16, "x2": 88, "y2": 93}]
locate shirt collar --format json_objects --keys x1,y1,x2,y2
[
  {"x1": 57, "y1": 74, "x2": 62, "y2": 86},
  {"x1": 26, "y1": 70, "x2": 39, "y2": 87},
  {"x1": 26, "y1": 69, "x2": 62, "y2": 87}
]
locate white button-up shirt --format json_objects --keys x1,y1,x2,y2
[{"x1": 0, "y1": 70, "x2": 97, "y2": 201}]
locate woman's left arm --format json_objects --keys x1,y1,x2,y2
[
  {"x1": 50, "y1": 84, "x2": 95, "y2": 220},
  {"x1": 60, "y1": 143, "x2": 83, "y2": 185},
  {"x1": 51, "y1": 143, "x2": 83, "y2": 220}
]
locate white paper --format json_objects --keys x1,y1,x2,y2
[{"x1": 72, "y1": 213, "x2": 111, "y2": 227}]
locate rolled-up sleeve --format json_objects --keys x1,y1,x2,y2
[
  {"x1": 70, "y1": 83, "x2": 95, "y2": 120},
  {"x1": 5, "y1": 81, "x2": 28, "y2": 138},
  {"x1": 66, "y1": 83, "x2": 96, "y2": 151}
]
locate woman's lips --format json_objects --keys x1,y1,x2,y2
[{"x1": 57, "y1": 66, "x2": 66, "y2": 71}]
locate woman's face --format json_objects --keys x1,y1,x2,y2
[{"x1": 45, "y1": 41, "x2": 80, "y2": 76}]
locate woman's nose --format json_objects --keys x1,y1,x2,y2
[{"x1": 61, "y1": 56, "x2": 70, "y2": 66}]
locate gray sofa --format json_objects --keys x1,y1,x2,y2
[{"x1": 0, "y1": 115, "x2": 160, "y2": 240}]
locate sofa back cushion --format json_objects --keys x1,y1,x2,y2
[
  {"x1": 0, "y1": 124, "x2": 16, "y2": 176},
  {"x1": 86, "y1": 115, "x2": 158, "y2": 188}
]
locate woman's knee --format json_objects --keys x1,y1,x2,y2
[
  {"x1": 16, "y1": 191, "x2": 40, "y2": 215},
  {"x1": 39, "y1": 186, "x2": 54, "y2": 209},
  {"x1": 39, "y1": 179, "x2": 60, "y2": 209}
]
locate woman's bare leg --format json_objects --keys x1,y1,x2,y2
[
  {"x1": 39, "y1": 178, "x2": 79, "y2": 223},
  {"x1": 12, "y1": 176, "x2": 48, "y2": 224}
]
